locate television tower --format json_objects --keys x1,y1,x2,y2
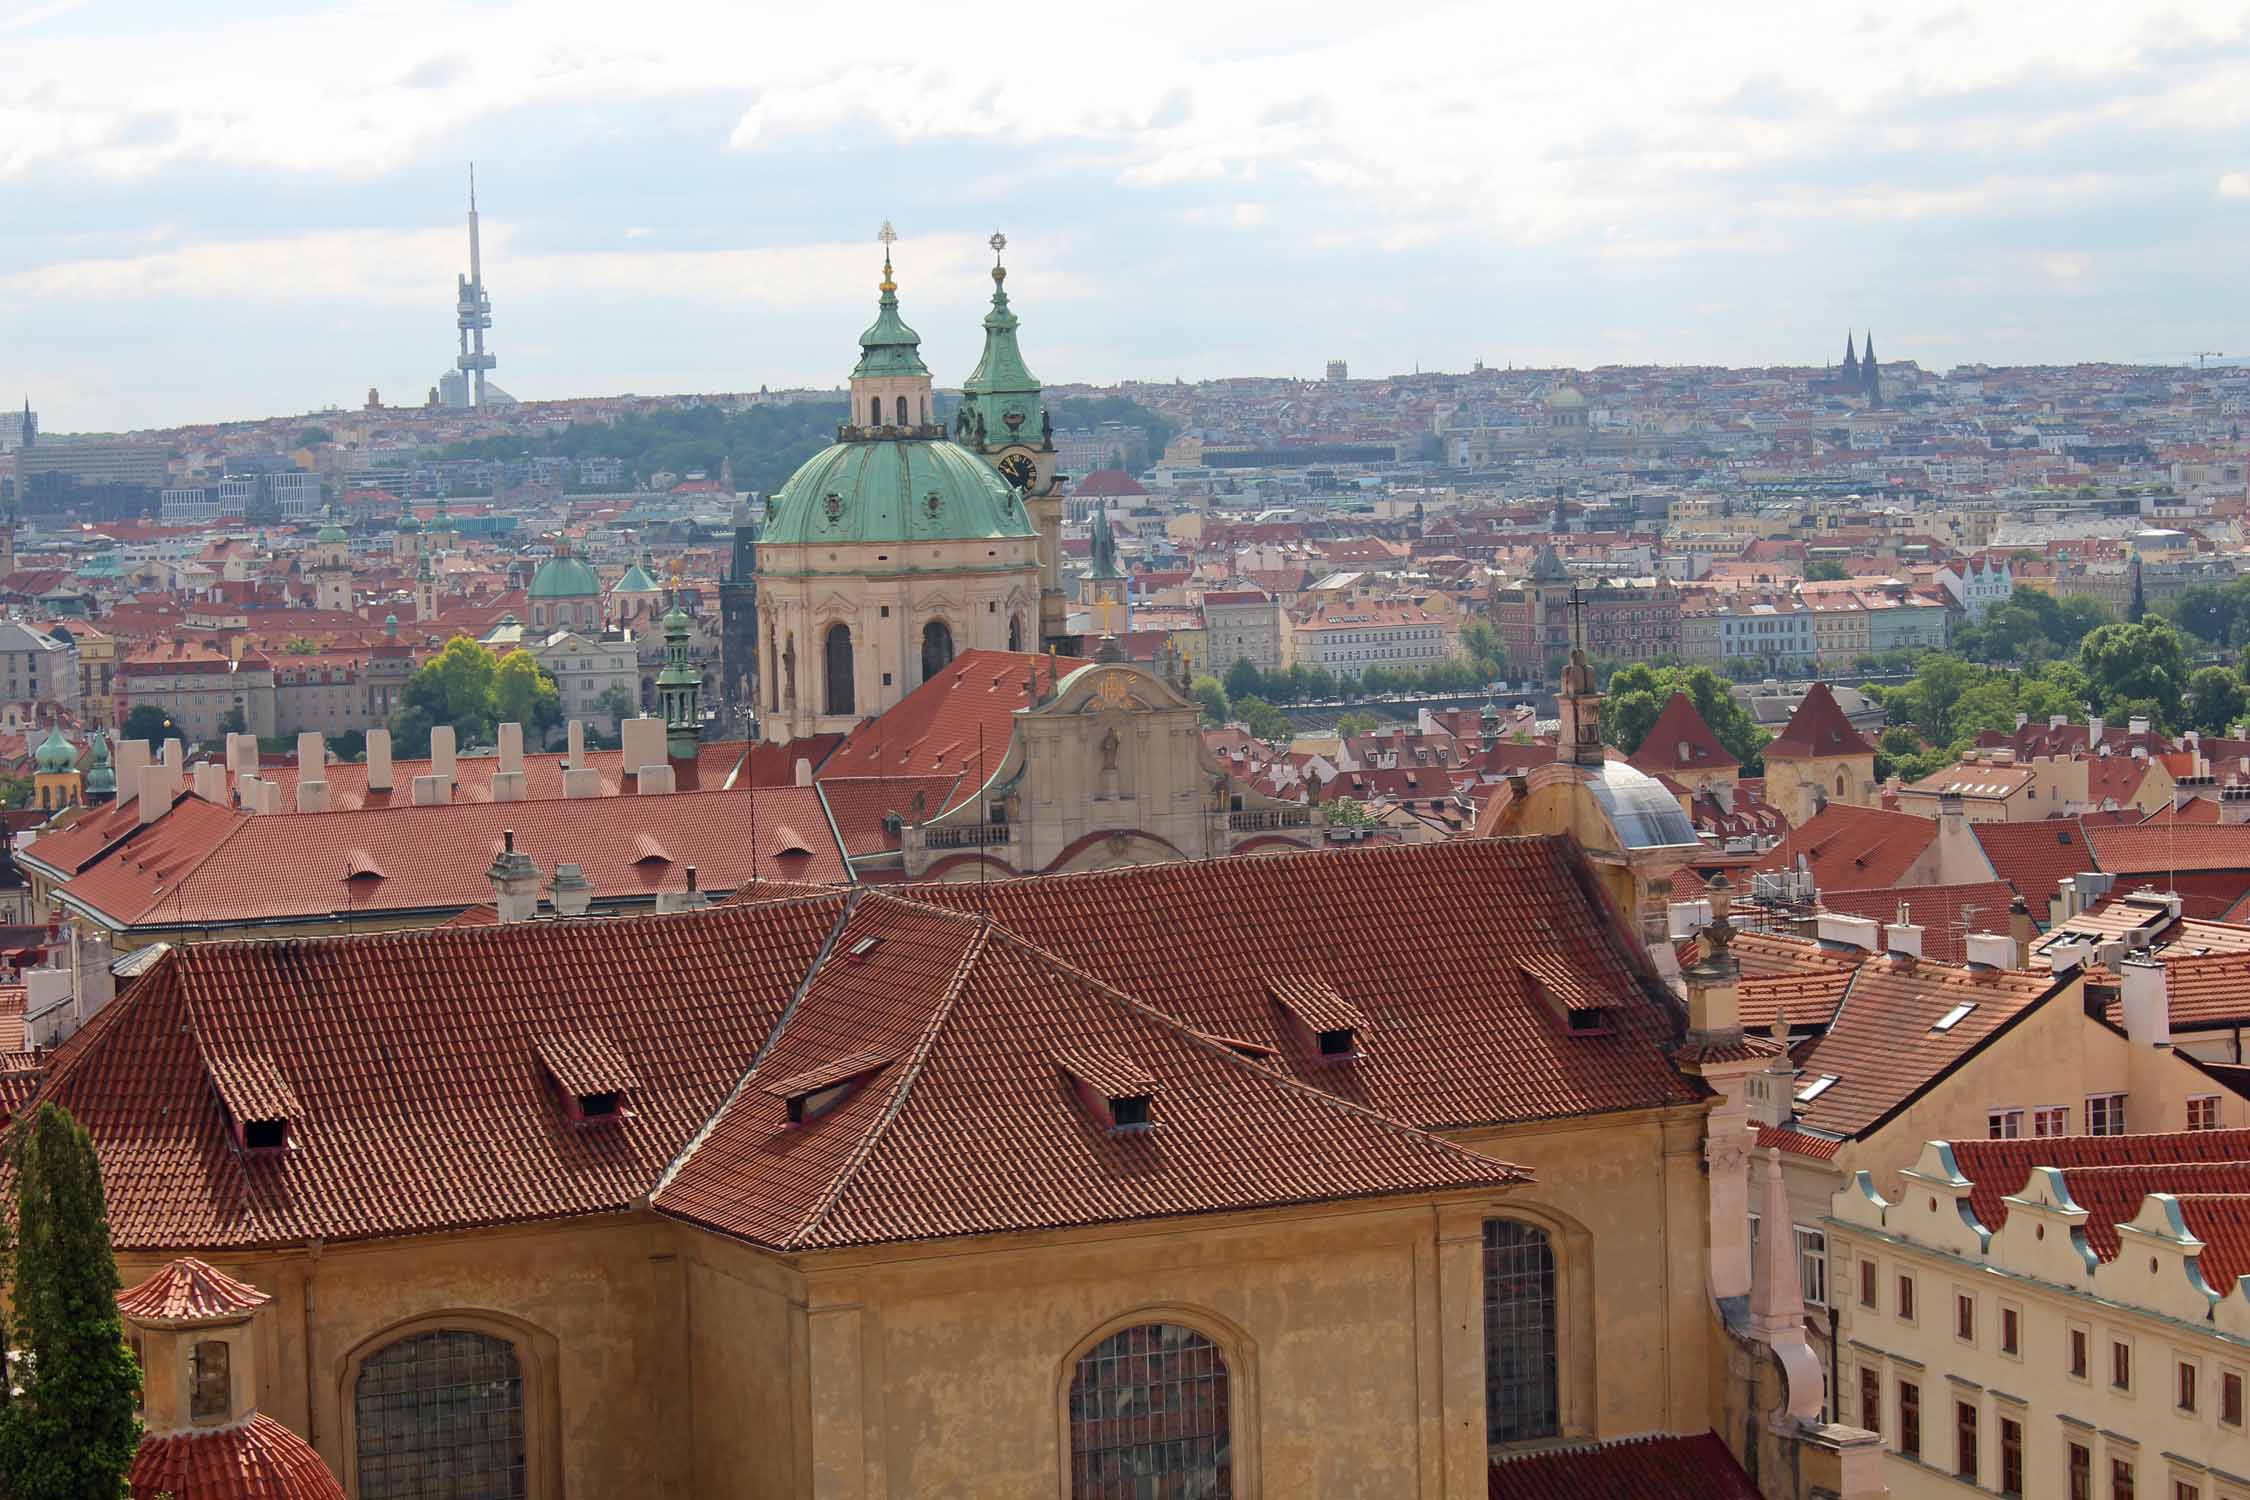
[{"x1": 455, "y1": 165, "x2": 496, "y2": 407}]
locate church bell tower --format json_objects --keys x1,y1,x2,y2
[{"x1": 960, "y1": 231, "x2": 1068, "y2": 652}]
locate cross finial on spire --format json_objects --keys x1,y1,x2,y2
[
  {"x1": 877, "y1": 220, "x2": 898, "y2": 293},
  {"x1": 989, "y1": 230, "x2": 1006, "y2": 264}
]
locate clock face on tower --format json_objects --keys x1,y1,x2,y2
[{"x1": 995, "y1": 451, "x2": 1036, "y2": 491}]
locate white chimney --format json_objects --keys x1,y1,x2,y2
[
  {"x1": 136, "y1": 763, "x2": 172, "y2": 824},
  {"x1": 567, "y1": 718, "x2": 586, "y2": 768},
  {"x1": 225, "y1": 732, "x2": 258, "y2": 774},
  {"x1": 2048, "y1": 939, "x2": 2093, "y2": 976},
  {"x1": 2014, "y1": 713, "x2": 2028, "y2": 730},
  {"x1": 2129, "y1": 716, "x2": 2150, "y2": 738},
  {"x1": 485, "y1": 828, "x2": 541, "y2": 923},
  {"x1": 295, "y1": 777, "x2": 329, "y2": 814},
  {"x1": 1885, "y1": 922, "x2": 1924, "y2": 960},
  {"x1": 794, "y1": 757, "x2": 814, "y2": 788},
  {"x1": 192, "y1": 763, "x2": 227, "y2": 802},
  {"x1": 430, "y1": 724, "x2": 458, "y2": 785},
  {"x1": 2089, "y1": 715, "x2": 2105, "y2": 745},
  {"x1": 1963, "y1": 932, "x2": 2017, "y2": 970},
  {"x1": 365, "y1": 728, "x2": 393, "y2": 792},
  {"x1": 563, "y1": 767, "x2": 602, "y2": 799},
  {"x1": 621, "y1": 717, "x2": 665, "y2": 776},
  {"x1": 1668, "y1": 899, "x2": 1716, "y2": 940},
  {"x1": 115, "y1": 738, "x2": 151, "y2": 791},
  {"x1": 497, "y1": 721, "x2": 523, "y2": 776},
  {"x1": 637, "y1": 763, "x2": 676, "y2": 795},
  {"x1": 236, "y1": 773, "x2": 266, "y2": 813},
  {"x1": 162, "y1": 736, "x2": 184, "y2": 769},
  {"x1": 549, "y1": 862, "x2": 593, "y2": 917},
  {"x1": 296, "y1": 731, "x2": 324, "y2": 778},
  {"x1": 2049, "y1": 714, "x2": 2067, "y2": 730},
  {"x1": 411, "y1": 773, "x2": 452, "y2": 806},
  {"x1": 492, "y1": 771, "x2": 526, "y2": 803},
  {"x1": 657, "y1": 865, "x2": 710, "y2": 914},
  {"x1": 2120, "y1": 958, "x2": 2170, "y2": 1047},
  {"x1": 1815, "y1": 913, "x2": 1880, "y2": 952}
]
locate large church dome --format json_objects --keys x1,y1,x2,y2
[{"x1": 762, "y1": 438, "x2": 1035, "y2": 547}]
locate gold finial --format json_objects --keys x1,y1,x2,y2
[
  {"x1": 878, "y1": 220, "x2": 898, "y2": 293},
  {"x1": 989, "y1": 230, "x2": 1007, "y2": 284}
]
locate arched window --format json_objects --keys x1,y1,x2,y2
[
  {"x1": 1484, "y1": 1218, "x2": 1559, "y2": 1443},
  {"x1": 780, "y1": 632, "x2": 796, "y2": 711},
  {"x1": 1008, "y1": 614, "x2": 1024, "y2": 652},
  {"x1": 354, "y1": 1329, "x2": 525, "y2": 1499},
  {"x1": 920, "y1": 396, "x2": 929, "y2": 425},
  {"x1": 1836, "y1": 772, "x2": 1847, "y2": 796},
  {"x1": 921, "y1": 619, "x2": 954, "y2": 682},
  {"x1": 870, "y1": 397, "x2": 882, "y2": 426},
  {"x1": 824, "y1": 624, "x2": 855, "y2": 716},
  {"x1": 1068, "y1": 1323, "x2": 1230, "y2": 1497},
  {"x1": 896, "y1": 395, "x2": 909, "y2": 426}
]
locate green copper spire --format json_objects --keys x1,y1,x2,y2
[
  {"x1": 656, "y1": 567, "x2": 701, "y2": 761},
  {"x1": 959, "y1": 231, "x2": 1047, "y2": 448},
  {"x1": 1088, "y1": 502, "x2": 1124, "y2": 582},
  {"x1": 851, "y1": 223, "x2": 930, "y2": 380},
  {"x1": 85, "y1": 731, "x2": 113, "y2": 798}
]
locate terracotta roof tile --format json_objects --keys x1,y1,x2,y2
[
  {"x1": 117, "y1": 1257, "x2": 273, "y2": 1324},
  {"x1": 2089, "y1": 824, "x2": 2250, "y2": 876},
  {"x1": 1756, "y1": 1123, "x2": 1843, "y2": 1160},
  {"x1": 906, "y1": 838, "x2": 1701, "y2": 1129},
  {"x1": 534, "y1": 1031, "x2": 639, "y2": 1098},
  {"x1": 1488, "y1": 1432, "x2": 1761, "y2": 1499},
  {"x1": 1949, "y1": 1130, "x2": 2250, "y2": 1234},
  {"x1": 654, "y1": 896, "x2": 1526, "y2": 1250},
  {"x1": 1971, "y1": 818, "x2": 2095, "y2": 914},
  {"x1": 1626, "y1": 693, "x2": 1739, "y2": 777},
  {"x1": 1763, "y1": 683, "x2": 1873, "y2": 761},
  {"x1": 1753, "y1": 804, "x2": 1936, "y2": 892},
  {"x1": 816, "y1": 650, "x2": 1062, "y2": 783},
  {"x1": 1820, "y1": 881, "x2": 2019, "y2": 965},
  {"x1": 1789, "y1": 958, "x2": 2066, "y2": 1139},
  {"x1": 129, "y1": 1412, "x2": 344, "y2": 1500}
]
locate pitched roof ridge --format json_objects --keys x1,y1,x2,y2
[
  {"x1": 32, "y1": 940, "x2": 179, "y2": 1107},
  {"x1": 969, "y1": 922, "x2": 1533, "y2": 1168},
  {"x1": 647, "y1": 891, "x2": 864, "y2": 1204},
  {"x1": 785, "y1": 920, "x2": 993, "y2": 1247}
]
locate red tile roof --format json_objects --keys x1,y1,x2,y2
[
  {"x1": 908, "y1": 838, "x2": 1702, "y2": 1128},
  {"x1": 129, "y1": 1413, "x2": 344, "y2": 1500},
  {"x1": 117, "y1": 1257, "x2": 273, "y2": 1324},
  {"x1": 2088, "y1": 823, "x2": 2250, "y2": 876},
  {"x1": 816, "y1": 774, "x2": 972, "y2": 858},
  {"x1": 816, "y1": 650, "x2": 1062, "y2": 783},
  {"x1": 1757, "y1": 1123, "x2": 1844, "y2": 1160},
  {"x1": 652, "y1": 896, "x2": 1527, "y2": 1250},
  {"x1": 1790, "y1": 958, "x2": 2067, "y2": 1139},
  {"x1": 32, "y1": 895, "x2": 847, "y2": 1249},
  {"x1": 1949, "y1": 1129, "x2": 2250, "y2": 1235},
  {"x1": 1819, "y1": 881, "x2": 2019, "y2": 965},
  {"x1": 1763, "y1": 682, "x2": 1872, "y2": 761},
  {"x1": 1971, "y1": 817, "x2": 2096, "y2": 914},
  {"x1": 1627, "y1": 693, "x2": 1739, "y2": 777},
  {"x1": 1753, "y1": 804, "x2": 1935, "y2": 892},
  {"x1": 1488, "y1": 1432, "x2": 1760, "y2": 1500},
  {"x1": 50, "y1": 787, "x2": 846, "y2": 931}
]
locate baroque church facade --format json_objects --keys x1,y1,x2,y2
[{"x1": 756, "y1": 236, "x2": 1071, "y2": 743}]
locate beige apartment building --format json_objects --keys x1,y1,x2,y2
[
  {"x1": 1202, "y1": 588, "x2": 1289, "y2": 673},
  {"x1": 1829, "y1": 1133, "x2": 2250, "y2": 1500}
]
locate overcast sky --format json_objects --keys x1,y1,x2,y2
[{"x1": 4, "y1": 0, "x2": 2248, "y2": 431}]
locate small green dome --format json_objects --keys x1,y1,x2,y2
[
  {"x1": 34, "y1": 725, "x2": 73, "y2": 772},
  {"x1": 528, "y1": 552, "x2": 600, "y2": 599},
  {"x1": 397, "y1": 507, "x2": 423, "y2": 533},
  {"x1": 315, "y1": 519, "x2": 347, "y2": 544},
  {"x1": 85, "y1": 732, "x2": 113, "y2": 795},
  {"x1": 614, "y1": 549, "x2": 661, "y2": 595},
  {"x1": 761, "y1": 438, "x2": 1037, "y2": 548}
]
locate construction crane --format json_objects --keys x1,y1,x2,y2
[{"x1": 2195, "y1": 351, "x2": 2227, "y2": 369}]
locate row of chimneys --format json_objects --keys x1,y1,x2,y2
[
  {"x1": 1811, "y1": 909, "x2": 2021, "y2": 969},
  {"x1": 129, "y1": 715, "x2": 699, "y2": 825},
  {"x1": 482, "y1": 827, "x2": 708, "y2": 924}
]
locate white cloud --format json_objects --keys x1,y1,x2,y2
[
  {"x1": 1231, "y1": 204, "x2": 1266, "y2": 227},
  {"x1": 2222, "y1": 172, "x2": 2250, "y2": 197},
  {"x1": 623, "y1": 226, "x2": 654, "y2": 239}
]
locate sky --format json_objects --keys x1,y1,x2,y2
[{"x1": 3, "y1": 0, "x2": 2248, "y2": 431}]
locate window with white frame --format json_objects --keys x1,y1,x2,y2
[
  {"x1": 2189, "y1": 1095, "x2": 2222, "y2": 1131},
  {"x1": 1988, "y1": 1108, "x2": 2024, "y2": 1139},
  {"x1": 1796, "y1": 1226, "x2": 1829, "y2": 1308},
  {"x1": 2086, "y1": 1094, "x2": 2126, "y2": 1136},
  {"x1": 2034, "y1": 1105, "x2": 2069, "y2": 1137}
]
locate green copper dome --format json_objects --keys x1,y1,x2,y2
[
  {"x1": 762, "y1": 438, "x2": 1036, "y2": 548},
  {"x1": 315, "y1": 510, "x2": 348, "y2": 544},
  {"x1": 33, "y1": 724, "x2": 73, "y2": 772},
  {"x1": 85, "y1": 732, "x2": 113, "y2": 796},
  {"x1": 851, "y1": 251, "x2": 930, "y2": 380},
  {"x1": 614, "y1": 548, "x2": 661, "y2": 594},
  {"x1": 528, "y1": 551, "x2": 600, "y2": 599}
]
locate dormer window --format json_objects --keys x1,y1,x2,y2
[
  {"x1": 1316, "y1": 1026, "x2": 1359, "y2": 1057},
  {"x1": 1109, "y1": 1092, "x2": 1153, "y2": 1130},
  {"x1": 1519, "y1": 956, "x2": 1613, "y2": 1035},
  {"x1": 536, "y1": 1032, "x2": 639, "y2": 1127},
  {"x1": 208, "y1": 1053, "x2": 297, "y2": 1156},
  {"x1": 1057, "y1": 1049, "x2": 1159, "y2": 1134},
  {"x1": 765, "y1": 1051, "x2": 893, "y2": 1127},
  {"x1": 1932, "y1": 1003, "x2": 1976, "y2": 1033},
  {"x1": 1266, "y1": 974, "x2": 1370, "y2": 1063},
  {"x1": 242, "y1": 1117, "x2": 288, "y2": 1151},
  {"x1": 1566, "y1": 1007, "x2": 1613, "y2": 1036}
]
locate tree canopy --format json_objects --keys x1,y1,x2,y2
[
  {"x1": 428, "y1": 400, "x2": 849, "y2": 496},
  {"x1": 1600, "y1": 663, "x2": 1770, "y2": 772},
  {"x1": 389, "y1": 636, "x2": 563, "y2": 756},
  {"x1": 1952, "y1": 590, "x2": 2113, "y2": 665},
  {"x1": 0, "y1": 1103, "x2": 142, "y2": 1499}
]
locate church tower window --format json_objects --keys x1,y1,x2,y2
[
  {"x1": 824, "y1": 624, "x2": 856, "y2": 716},
  {"x1": 896, "y1": 395, "x2": 909, "y2": 426},
  {"x1": 922, "y1": 620, "x2": 955, "y2": 683},
  {"x1": 1484, "y1": 1218, "x2": 1560, "y2": 1443}
]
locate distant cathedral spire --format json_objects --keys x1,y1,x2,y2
[
  {"x1": 1861, "y1": 331, "x2": 1881, "y2": 405},
  {"x1": 1840, "y1": 333, "x2": 1860, "y2": 383}
]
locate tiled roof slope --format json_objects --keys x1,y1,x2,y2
[
  {"x1": 54, "y1": 786, "x2": 847, "y2": 929},
  {"x1": 908, "y1": 837, "x2": 1701, "y2": 1128},
  {"x1": 1970, "y1": 817, "x2": 2094, "y2": 914},
  {"x1": 1950, "y1": 1129, "x2": 2250, "y2": 1233},
  {"x1": 1790, "y1": 958, "x2": 2067, "y2": 1139},
  {"x1": 1626, "y1": 693, "x2": 1738, "y2": 776},
  {"x1": 1752, "y1": 804, "x2": 1935, "y2": 892},
  {"x1": 654, "y1": 896, "x2": 1527, "y2": 1251},
  {"x1": 129, "y1": 1413, "x2": 345, "y2": 1500},
  {"x1": 1763, "y1": 682, "x2": 1872, "y2": 761},
  {"x1": 2089, "y1": 823, "x2": 2250, "y2": 876},
  {"x1": 1488, "y1": 1432, "x2": 1761, "y2": 1499},
  {"x1": 118, "y1": 1257, "x2": 271, "y2": 1323},
  {"x1": 1820, "y1": 880, "x2": 2018, "y2": 965},
  {"x1": 2127, "y1": 950, "x2": 2250, "y2": 1028},
  {"x1": 32, "y1": 896, "x2": 846, "y2": 1249},
  {"x1": 816, "y1": 650, "x2": 1063, "y2": 782}
]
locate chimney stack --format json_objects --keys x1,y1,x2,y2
[
  {"x1": 2120, "y1": 956, "x2": 2171, "y2": 1126},
  {"x1": 795, "y1": 757, "x2": 814, "y2": 788},
  {"x1": 497, "y1": 721, "x2": 523, "y2": 776},
  {"x1": 1885, "y1": 904, "x2": 1923, "y2": 960},
  {"x1": 365, "y1": 728, "x2": 394, "y2": 792},
  {"x1": 410, "y1": 773, "x2": 452, "y2": 806},
  {"x1": 430, "y1": 724, "x2": 458, "y2": 785},
  {"x1": 621, "y1": 717, "x2": 665, "y2": 779},
  {"x1": 136, "y1": 763, "x2": 173, "y2": 825},
  {"x1": 225, "y1": 732, "x2": 257, "y2": 775},
  {"x1": 567, "y1": 718, "x2": 586, "y2": 769},
  {"x1": 548, "y1": 862, "x2": 592, "y2": 917},
  {"x1": 1815, "y1": 913, "x2": 1879, "y2": 953},
  {"x1": 484, "y1": 828, "x2": 541, "y2": 923},
  {"x1": 115, "y1": 738, "x2": 151, "y2": 792},
  {"x1": 657, "y1": 864, "x2": 710, "y2": 914},
  {"x1": 2089, "y1": 715, "x2": 2105, "y2": 746},
  {"x1": 191, "y1": 763, "x2": 226, "y2": 803},
  {"x1": 563, "y1": 767, "x2": 601, "y2": 799},
  {"x1": 1963, "y1": 932, "x2": 2017, "y2": 970},
  {"x1": 637, "y1": 763, "x2": 676, "y2": 795}
]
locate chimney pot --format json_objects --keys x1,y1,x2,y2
[
  {"x1": 365, "y1": 728, "x2": 394, "y2": 792},
  {"x1": 795, "y1": 757, "x2": 813, "y2": 788},
  {"x1": 1963, "y1": 932, "x2": 2017, "y2": 970},
  {"x1": 429, "y1": 724, "x2": 458, "y2": 784}
]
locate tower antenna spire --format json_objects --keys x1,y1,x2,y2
[{"x1": 455, "y1": 164, "x2": 496, "y2": 407}]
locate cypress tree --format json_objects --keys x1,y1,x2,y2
[{"x1": 0, "y1": 1102, "x2": 141, "y2": 1500}]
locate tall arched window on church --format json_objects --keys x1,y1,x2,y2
[
  {"x1": 1068, "y1": 1323, "x2": 1230, "y2": 1496},
  {"x1": 1484, "y1": 1218, "x2": 1559, "y2": 1443},
  {"x1": 824, "y1": 624, "x2": 855, "y2": 716},
  {"x1": 870, "y1": 398, "x2": 882, "y2": 426},
  {"x1": 921, "y1": 620, "x2": 955, "y2": 683},
  {"x1": 355, "y1": 1329, "x2": 525, "y2": 1499},
  {"x1": 896, "y1": 395, "x2": 909, "y2": 426},
  {"x1": 781, "y1": 633, "x2": 796, "y2": 712},
  {"x1": 1008, "y1": 614, "x2": 1024, "y2": 652},
  {"x1": 1836, "y1": 771, "x2": 1847, "y2": 796}
]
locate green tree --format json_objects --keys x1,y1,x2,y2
[
  {"x1": 0, "y1": 1103, "x2": 142, "y2": 1499},
  {"x1": 1234, "y1": 695, "x2": 1293, "y2": 744},
  {"x1": 294, "y1": 427, "x2": 332, "y2": 448},
  {"x1": 1335, "y1": 710, "x2": 1379, "y2": 739},
  {"x1": 493, "y1": 649, "x2": 563, "y2": 736},
  {"x1": 1323, "y1": 796, "x2": 1376, "y2": 827},
  {"x1": 1188, "y1": 675, "x2": 1229, "y2": 728},
  {"x1": 1805, "y1": 559, "x2": 1848, "y2": 582},
  {"x1": 0, "y1": 775, "x2": 32, "y2": 811},
  {"x1": 2079, "y1": 618, "x2": 2190, "y2": 731},
  {"x1": 1884, "y1": 652, "x2": 1982, "y2": 748},
  {"x1": 592, "y1": 685, "x2": 639, "y2": 729},
  {"x1": 327, "y1": 729, "x2": 368, "y2": 763},
  {"x1": 1223, "y1": 658, "x2": 1265, "y2": 705},
  {"x1": 2189, "y1": 666, "x2": 2248, "y2": 735},
  {"x1": 1600, "y1": 663, "x2": 1770, "y2": 770},
  {"x1": 388, "y1": 636, "x2": 561, "y2": 755},
  {"x1": 1460, "y1": 620, "x2": 1503, "y2": 677},
  {"x1": 120, "y1": 705, "x2": 173, "y2": 746}
]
